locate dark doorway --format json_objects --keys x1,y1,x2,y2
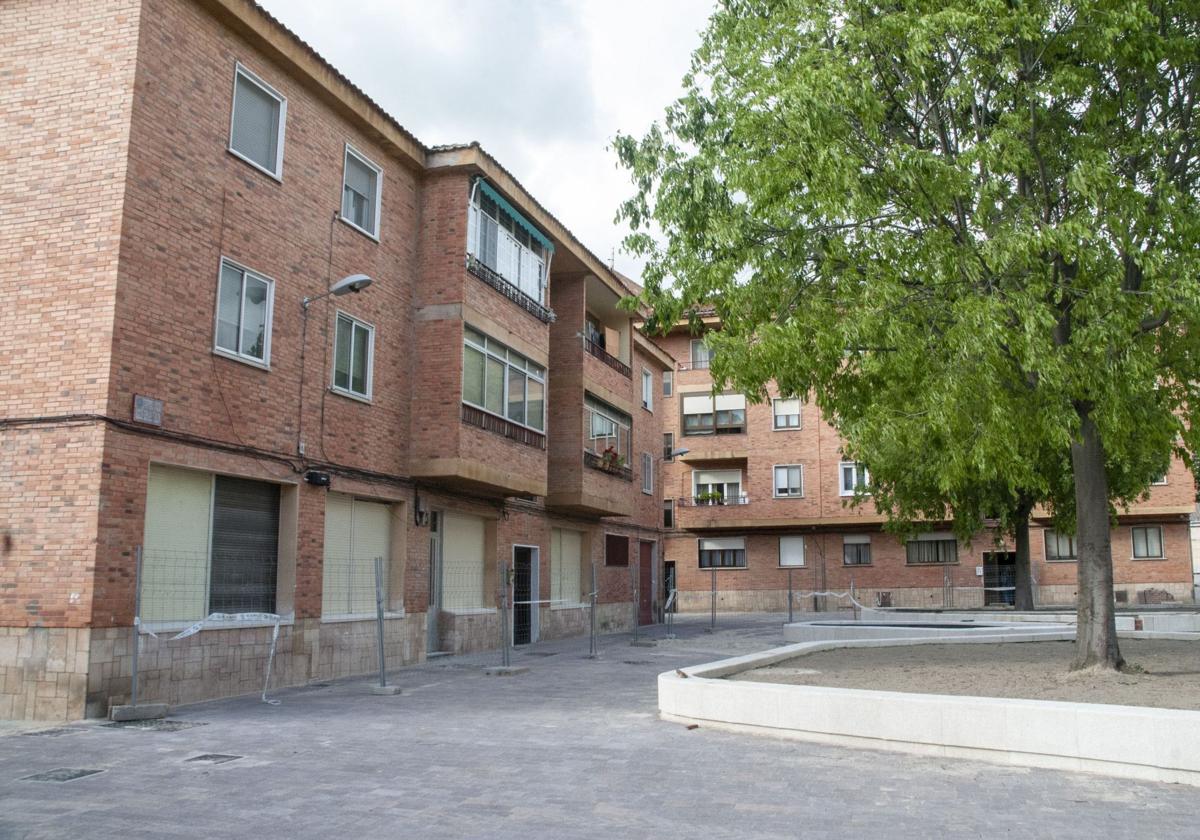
[
  {"x1": 983, "y1": 551, "x2": 1017, "y2": 606},
  {"x1": 638, "y1": 541, "x2": 655, "y2": 625},
  {"x1": 663, "y1": 561, "x2": 676, "y2": 608},
  {"x1": 513, "y1": 546, "x2": 533, "y2": 645}
]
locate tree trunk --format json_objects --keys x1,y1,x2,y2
[
  {"x1": 1070, "y1": 408, "x2": 1123, "y2": 671},
  {"x1": 1012, "y1": 497, "x2": 1035, "y2": 611}
]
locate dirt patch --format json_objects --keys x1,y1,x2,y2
[{"x1": 729, "y1": 639, "x2": 1200, "y2": 710}]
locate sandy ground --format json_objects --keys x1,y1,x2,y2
[{"x1": 731, "y1": 639, "x2": 1200, "y2": 710}]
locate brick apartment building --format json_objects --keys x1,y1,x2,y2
[
  {"x1": 0, "y1": 0, "x2": 672, "y2": 720},
  {"x1": 657, "y1": 318, "x2": 1199, "y2": 614},
  {"x1": 3, "y1": 0, "x2": 1196, "y2": 725}
]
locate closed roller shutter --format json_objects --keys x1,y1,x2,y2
[
  {"x1": 442, "y1": 512, "x2": 486, "y2": 610},
  {"x1": 323, "y1": 494, "x2": 392, "y2": 616},
  {"x1": 209, "y1": 475, "x2": 279, "y2": 614}
]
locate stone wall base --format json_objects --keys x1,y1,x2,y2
[{"x1": 0, "y1": 627, "x2": 91, "y2": 721}]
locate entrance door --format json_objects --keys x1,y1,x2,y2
[
  {"x1": 638, "y1": 541, "x2": 655, "y2": 625},
  {"x1": 427, "y1": 512, "x2": 442, "y2": 653},
  {"x1": 513, "y1": 546, "x2": 537, "y2": 645},
  {"x1": 983, "y1": 551, "x2": 1017, "y2": 606},
  {"x1": 663, "y1": 561, "x2": 676, "y2": 609}
]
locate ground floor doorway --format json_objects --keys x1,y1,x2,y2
[
  {"x1": 982, "y1": 551, "x2": 1017, "y2": 606},
  {"x1": 513, "y1": 545, "x2": 539, "y2": 645},
  {"x1": 638, "y1": 541, "x2": 655, "y2": 625}
]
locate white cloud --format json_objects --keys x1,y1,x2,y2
[{"x1": 257, "y1": 0, "x2": 714, "y2": 279}]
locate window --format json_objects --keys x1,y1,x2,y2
[
  {"x1": 215, "y1": 258, "x2": 273, "y2": 366},
  {"x1": 663, "y1": 499, "x2": 674, "y2": 529},
  {"x1": 662, "y1": 370, "x2": 673, "y2": 397},
  {"x1": 905, "y1": 533, "x2": 958, "y2": 565},
  {"x1": 228, "y1": 63, "x2": 286, "y2": 178},
  {"x1": 1044, "y1": 530, "x2": 1077, "y2": 562},
  {"x1": 605, "y1": 533, "x2": 629, "y2": 567},
  {"x1": 682, "y1": 393, "x2": 746, "y2": 435},
  {"x1": 1132, "y1": 526, "x2": 1164, "y2": 559},
  {"x1": 772, "y1": 398, "x2": 801, "y2": 430},
  {"x1": 1151, "y1": 473, "x2": 1168, "y2": 486},
  {"x1": 641, "y1": 453, "x2": 654, "y2": 494},
  {"x1": 663, "y1": 433, "x2": 676, "y2": 461},
  {"x1": 642, "y1": 368, "x2": 654, "y2": 411},
  {"x1": 468, "y1": 180, "x2": 550, "y2": 304},
  {"x1": 141, "y1": 465, "x2": 281, "y2": 625},
  {"x1": 779, "y1": 536, "x2": 805, "y2": 567},
  {"x1": 690, "y1": 339, "x2": 713, "y2": 369},
  {"x1": 462, "y1": 326, "x2": 546, "y2": 431},
  {"x1": 843, "y1": 534, "x2": 871, "y2": 566},
  {"x1": 332, "y1": 313, "x2": 373, "y2": 400},
  {"x1": 773, "y1": 465, "x2": 804, "y2": 498},
  {"x1": 699, "y1": 537, "x2": 746, "y2": 568},
  {"x1": 692, "y1": 469, "x2": 742, "y2": 505},
  {"x1": 322, "y1": 494, "x2": 394, "y2": 617},
  {"x1": 550, "y1": 528, "x2": 584, "y2": 606},
  {"x1": 341, "y1": 145, "x2": 382, "y2": 238},
  {"x1": 584, "y1": 396, "x2": 632, "y2": 466},
  {"x1": 839, "y1": 462, "x2": 871, "y2": 496}
]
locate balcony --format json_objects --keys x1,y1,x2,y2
[
  {"x1": 679, "y1": 494, "x2": 750, "y2": 507},
  {"x1": 461, "y1": 403, "x2": 545, "y2": 450},
  {"x1": 545, "y1": 399, "x2": 635, "y2": 517},
  {"x1": 583, "y1": 450, "x2": 633, "y2": 481},
  {"x1": 466, "y1": 254, "x2": 555, "y2": 324},
  {"x1": 583, "y1": 336, "x2": 631, "y2": 378}
]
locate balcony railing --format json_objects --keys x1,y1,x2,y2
[
  {"x1": 676, "y1": 358, "x2": 712, "y2": 372},
  {"x1": 583, "y1": 337, "x2": 632, "y2": 378},
  {"x1": 583, "y1": 450, "x2": 633, "y2": 481},
  {"x1": 465, "y1": 254, "x2": 555, "y2": 324},
  {"x1": 678, "y1": 495, "x2": 750, "y2": 507},
  {"x1": 461, "y1": 403, "x2": 546, "y2": 450}
]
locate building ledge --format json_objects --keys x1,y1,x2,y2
[{"x1": 410, "y1": 457, "x2": 546, "y2": 498}]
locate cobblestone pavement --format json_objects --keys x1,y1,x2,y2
[{"x1": 1, "y1": 613, "x2": 1197, "y2": 839}]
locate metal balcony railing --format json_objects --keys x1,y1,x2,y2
[
  {"x1": 461, "y1": 403, "x2": 546, "y2": 449},
  {"x1": 583, "y1": 450, "x2": 633, "y2": 481},
  {"x1": 676, "y1": 358, "x2": 712, "y2": 372},
  {"x1": 678, "y1": 494, "x2": 750, "y2": 507},
  {"x1": 583, "y1": 337, "x2": 632, "y2": 378},
  {"x1": 465, "y1": 254, "x2": 555, "y2": 324}
]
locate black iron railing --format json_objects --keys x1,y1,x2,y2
[
  {"x1": 465, "y1": 255, "x2": 554, "y2": 323},
  {"x1": 678, "y1": 494, "x2": 750, "y2": 507},
  {"x1": 583, "y1": 337, "x2": 632, "y2": 378},
  {"x1": 676, "y1": 358, "x2": 712, "y2": 371},
  {"x1": 461, "y1": 403, "x2": 546, "y2": 449}
]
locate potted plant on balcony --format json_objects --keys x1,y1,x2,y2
[
  {"x1": 599, "y1": 446, "x2": 625, "y2": 473},
  {"x1": 695, "y1": 491, "x2": 724, "y2": 506}
]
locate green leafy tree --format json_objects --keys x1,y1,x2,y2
[{"x1": 617, "y1": 0, "x2": 1200, "y2": 670}]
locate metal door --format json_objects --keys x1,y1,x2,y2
[
  {"x1": 638, "y1": 541, "x2": 655, "y2": 625},
  {"x1": 426, "y1": 512, "x2": 442, "y2": 653}
]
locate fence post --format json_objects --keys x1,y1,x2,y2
[
  {"x1": 850, "y1": 576, "x2": 860, "y2": 621},
  {"x1": 787, "y1": 568, "x2": 794, "y2": 624},
  {"x1": 374, "y1": 556, "x2": 388, "y2": 689},
  {"x1": 500, "y1": 563, "x2": 512, "y2": 667},
  {"x1": 709, "y1": 569, "x2": 717, "y2": 631},
  {"x1": 131, "y1": 545, "x2": 142, "y2": 708},
  {"x1": 631, "y1": 564, "x2": 639, "y2": 642},
  {"x1": 588, "y1": 563, "x2": 598, "y2": 658}
]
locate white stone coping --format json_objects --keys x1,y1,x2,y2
[
  {"x1": 659, "y1": 633, "x2": 1200, "y2": 787},
  {"x1": 320, "y1": 611, "x2": 407, "y2": 624}
]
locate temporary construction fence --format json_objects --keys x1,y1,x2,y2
[{"x1": 500, "y1": 562, "x2": 601, "y2": 665}]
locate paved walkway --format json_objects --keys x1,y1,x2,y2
[{"x1": 1, "y1": 613, "x2": 1197, "y2": 839}]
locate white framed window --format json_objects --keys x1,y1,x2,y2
[
  {"x1": 228, "y1": 63, "x2": 286, "y2": 179},
  {"x1": 662, "y1": 370, "x2": 673, "y2": 397},
  {"x1": 462, "y1": 326, "x2": 546, "y2": 432},
  {"x1": 689, "y1": 339, "x2": 713, "y2": 369},
  {"x1": 641, "y1": 452, "x2": 654, "y2": 494},
  {"x1": 468, "y1": 181, "x2": 550, "y2": 304},
  {"x1": 584, "y1": 396, "x2": 632, "y2": 466},
  {"x1": 772, "y1": 398, "x2": 801, "y2": 430},
  {"x1": 692, "y1": 469, "x2": 743, "y2": 505},
  {"x1": 779, "y1": 536, "x2": 805, "y2": 567},
  {"x1": 843, "y1": 534, "x2": 871, "y2": 566},
  {"x1": 773, "y1": 465, "x2": 804, "y2": 498},
  {"x1": 332, "y1": 312, "x2": 374, "y2": 400},
  {"x1": 1132, "y1": 526, "x2": 1164, "y2": 559},
  {"x1": 839, "y1": 461, "x2": 871, "y2": 496},
  {"x1": 214, "y1": 258, "x2": 274, "y2": 366},
  {"x1": 1151, "y1": 473, "x2": 1168, "y2": 486},
  {"x1": 341, "y1": 144, "x2": 382, "y2": 239},
  {"x1": 1044, "y1": 530, "x2": 1077, "y2": 562},
  {"x1": 699, "y1": 536, "x2": 746, "y2": 568},
  {"x1": 642, "y1": 368, "x2": 654, "y2": 411}
]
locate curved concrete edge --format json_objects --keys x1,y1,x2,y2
[{"x1": 660, "y1": 634, "x2": 1200, "y2": 787}]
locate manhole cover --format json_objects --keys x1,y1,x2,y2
[
  {"x1": 186, "y1": 754, "x2": 242, "y2": 765},
  {"x1": 103, "y1": 719, "x2": 207, "y2": 732},
  {"x1": 21, "y1": 768, "x2": 105, "y2": 783},
  {"x1": 20, "y1": 728, "x2": 84, "y2": 738}
]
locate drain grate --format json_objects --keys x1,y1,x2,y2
[
  {"x1": 524, "y1": 651, "x2": 558, "y2": 658},
  {"x1": 21, "y1": 768, "x2": 106, "y2": 783},
  {"x1": 622, "y1": 660, "x2": 655, "y2": 666},
  {"x1": 185, "y1": 754, "x2": 242, "y2": 765},
  {"x1": 20, "y1": 727, "x2": 84, "y2": 738},
  {"x1": 103, "y1": 719, "x2": 207, "y2": 732}
]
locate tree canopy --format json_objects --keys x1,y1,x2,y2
[{"x1": 617, "y1": 0, "x2": 1200, "y2": 668}]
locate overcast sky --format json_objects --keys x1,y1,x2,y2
[{"x1": 257, "y1": 0, "x2": 716, "y2": 280}]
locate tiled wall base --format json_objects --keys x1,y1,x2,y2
[{"x1": 0, "y1": 627, "x2": 90, "y2": 721}]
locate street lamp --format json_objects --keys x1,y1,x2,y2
[{"x1": 302, "y1": 273, "x2": 372, "y2": 309}]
